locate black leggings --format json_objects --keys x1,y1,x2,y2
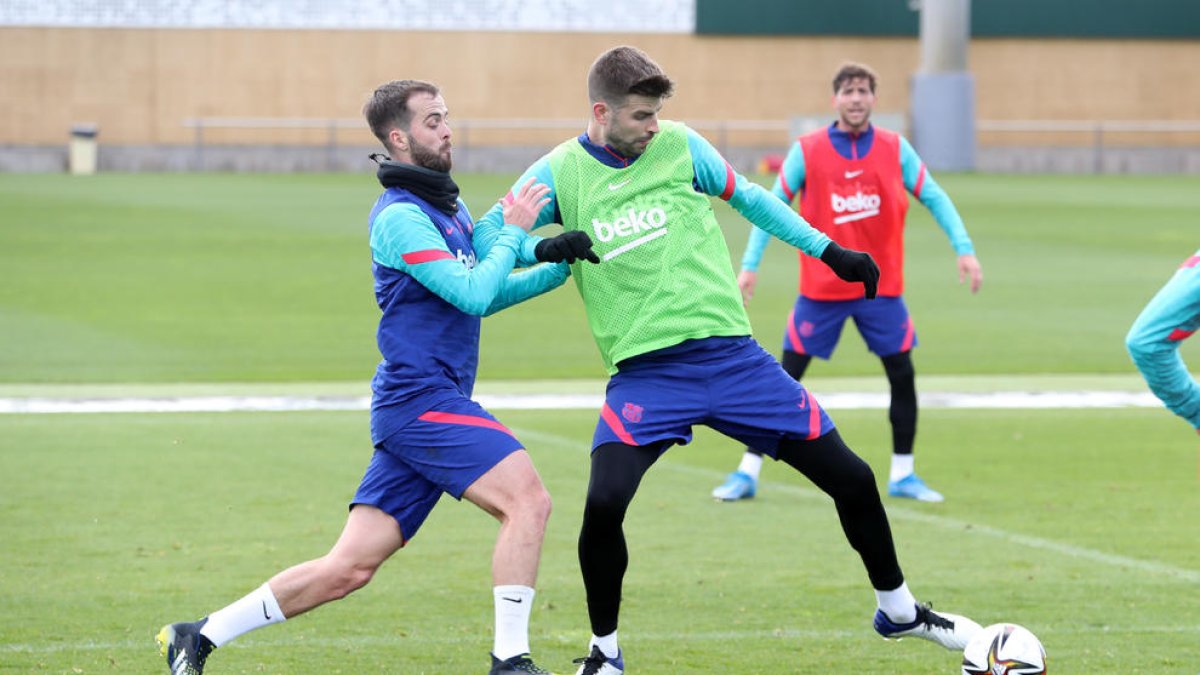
[
  {"x1": 578, "y1": 431, "x2": 904, "y2": 635},
  {"x1": 748, "y1": 350, "x2": 917, "y2": 456}
]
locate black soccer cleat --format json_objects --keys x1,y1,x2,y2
[
  {"x1": 573, "y1": 645, "x2": 624, "y2": 675},
  {"x1": 156, "y1": 619, "x2": 215, "y2": 675},
  {"x1": 489, "y1": 652, "x2": 557, "y2": 674}
]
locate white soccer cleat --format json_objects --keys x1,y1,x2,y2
[{"x1": 873, "y1": 603, "x2": 982, "y2": 651}]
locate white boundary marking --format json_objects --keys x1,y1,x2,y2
[{"x1": 0, "y1": 390, "x2": 1163, "y2": 414}]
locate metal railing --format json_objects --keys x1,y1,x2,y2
[
  {"x1": 182, "y1": 116, "x2": 792, "y2": 169},
  {"x1": 976, "y1": 119, "x2": 1200, "y2": 173},
  {"x1": 183, "y1": 117, "x2": 1200, "y2": 172}
]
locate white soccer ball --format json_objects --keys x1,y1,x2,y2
[{"x1": 960, "y1": 622, "x2": 1047, "y2": 675}]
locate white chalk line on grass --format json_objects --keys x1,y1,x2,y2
[
  {"x1": 0, "y1": 390, "x2": 1164, "y2": 414},
  {"x1": 5, "y1": 624, "x2": 1200, "y2": 654},
  {"x1": 514, "y1": 427, "x2": 1200, "y2": 584}
]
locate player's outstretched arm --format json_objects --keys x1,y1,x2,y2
[
  {"x1": 484, "y1": 263, "x2": 571, "y2": 316},
  {"x1": 1126, "y1": 253, "x2": 1200, "y2": 432},
  {"x1": 475, "y1": 161, "x2": 563, "y2": 266},
  {"x1": 900, "y1": 136, "x2": 981, "y2": 293},
  {"x1": 685, "y1": 126, "x2": 830, "y2": 259},
  {"x1": 371, "y1": 200, "x2": 533, "y2": 316}
]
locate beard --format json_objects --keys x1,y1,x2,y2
[
  {"x1": 408, "y1": 134, "x2": 452, "y2": 173},
  {"x1": 606, "y1": 126, "x2": 653, "y2": 158}
]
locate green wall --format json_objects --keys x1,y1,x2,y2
[{"x1": 696, "y1": 0, "x2": 1200, "y2": 38}]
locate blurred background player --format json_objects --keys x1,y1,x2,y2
[
  {"x1": 712, "y1": 62, "x2": 983, "y2": 504},
  {"x1": 478, "y1": 45, "x2": 980, "y2": 675},
  {"x1": 1126, "y1": 248, "x2": 1200, "y2": 433},
  {"x1": 155, "y1": 79, "x2": 596, "y2": 675}
]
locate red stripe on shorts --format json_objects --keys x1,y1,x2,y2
[
  {"x1": 899, "y1": 315, "x2": 915, "y2": 352},
  {"x1": 417, "y1": 411, "x2": 517, "y2": 438},
  {"x1": 785, "y1": 307, "x2": 807, "y2": 354},
  {"x1": 600, "y1": 402, "x2": 637, "y2": 446}
]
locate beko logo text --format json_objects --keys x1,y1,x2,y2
[
  {"x1": 591, "y1": 207, "x2": 668, "y2": 242},
  {"x1": 831, "y1": 192, "x2": 881, "y2": 213}
]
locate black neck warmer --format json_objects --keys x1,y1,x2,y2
[{"x1": 374, "y1": 157, "x2": 460, "y2": 215}]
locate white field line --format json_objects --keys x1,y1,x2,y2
[
  {"x1": 514, "y1": 426, "x2": 1200, "y2": 584},
  {"x1": 0, "y1": 390, "x2": 1164, "y2": 414}
]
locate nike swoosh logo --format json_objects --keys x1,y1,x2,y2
[
  {"x1": 607, "y1": 180, "x2": 630, "y2": 191},
  {"x1": 502, "y1": 596, "x2": 524, "y2": 604},
  {"x1": 262, "y1": 601, "x2": 272, "y2": 620},
  {"x1": 844, "y1": 170, "x2": 864, "y2": 179}
]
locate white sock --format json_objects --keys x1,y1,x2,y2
[
  {"x1": 737, "y1": 452, "x2": 764, "y2": 481},
  {"x1": 889, "y1": 453, "x2": 914, "y2": 482},
  {"x1": 875, "y1": 581, "x2": 917, "y2": 624},
  {"x1": 200, "y1": 582, "x2": 285, "y2": 647},
  {"x1": 493, "y1": 585, "x2": 535, "y2": 660},
  {"x1": 589, "y1": 631, "x2": 619, "y2": 659}
]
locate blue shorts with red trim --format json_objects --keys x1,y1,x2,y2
[
  {"x1": 781, "y1": 295, "x2": 916, "y2": 360},
  {"x1": 592, "y1": 336, "x2": 835, "y2": 457},
  {"x1": 353, "y1": 396, "x2": 524, "y2": 542}
]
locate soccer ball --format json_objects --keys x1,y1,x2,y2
[{"x1": 961, "y1": 623, "x2": 1047, "y2": 675}]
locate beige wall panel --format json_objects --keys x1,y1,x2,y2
[{"x1": 2, "y1": 28, "x2": 1198, "y2": 146}]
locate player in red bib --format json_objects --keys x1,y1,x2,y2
[{"x1": 713, "y1": 62, "x2": 983, "y2": 503}]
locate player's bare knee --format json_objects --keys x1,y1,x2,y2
[
  {"x1": 511, "y1": 484, "x2": 552, "y2": 526},
  {"x1": 531, "y1": 486, "x2": 552, "y2": 524},
  {"x1": 322, "y1": 558, "x2": 379, "y2": 599}
]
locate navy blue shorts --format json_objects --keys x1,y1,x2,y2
[
  {"x1": 592, "y1": 336, "x2": 835, "y2": 457},
  {"x1": 781, "y1": 295, "x2": 916, "y2": 360},
  {"x1": 353, "y1": 397, "x2": 524, "y2": 542}
]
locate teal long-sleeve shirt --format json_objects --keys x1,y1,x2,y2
[
  {"x1": 370, "y1": 200, "x2": 569, "y2": 316},
  {"x1": 1125, "y1": 250, "x2": 1200, "y2": 431}
]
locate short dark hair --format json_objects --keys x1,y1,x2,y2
[
  {"x1": 587, "y1": 46, "x2": 675, "y2": 106},
  {"x1": 832, "y1": 62, "x2": 878, "y2": 94},
  {"x1": 363, "y1": 79, "x2": 440, "y2": 148}
]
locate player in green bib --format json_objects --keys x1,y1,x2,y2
[{"x1": 477, "y1": 46, "x2": 980, "y2": 674}]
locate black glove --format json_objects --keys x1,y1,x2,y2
[
  {"x1": 534, "y1": 230, "x2": 600, "y2": 264},
  {"x1": 819, "y1": 242, "x2": 879, "y2": 299}
]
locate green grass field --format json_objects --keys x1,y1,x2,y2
[
  {"x1": 2, "y1": 172, "x2": 1199, "y2": 673},
  {"x1": 2, "y1": 409, "x2": 1198, "y2": 673},
  {"x1": 1, "y1": 172, "x2": 1197, "y2": 383}
]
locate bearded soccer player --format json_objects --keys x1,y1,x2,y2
[
  {"x1": 476, "y1": 46, "x2": 981, "y2": 675},
  {"x1": 155, "y1": 79, "x2": 597, "y2": 675},
  {"x1": 713, "y1": 62, "x2": 983, "y2": 504}
]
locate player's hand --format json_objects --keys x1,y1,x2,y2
[
  {"x1": 535, "y1": 231, "x2": 600, "y2": 264},
  {"x1": 501, "y1": 177, "x2": 551, "y2": 233},
  {"x1": 819, "y1": 242, "x2": 879, "y2": 299},
  {"x1": 958, "y1": 254, "x2": 982, "y2": 293},
  {"x1": 736, "y1": 270, "x2": 758, "y2": 307}
]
